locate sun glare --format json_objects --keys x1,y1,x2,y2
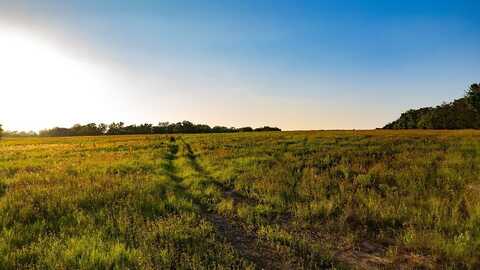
[{"x1": 0, "y1": 27, "x2": 113, "y2": 131}]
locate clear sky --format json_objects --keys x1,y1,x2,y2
[{"x1": 0, "y1": 0, "x2": 479, "y2": 131}]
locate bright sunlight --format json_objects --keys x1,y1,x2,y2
[{"x1": 0, "y1": 27, "x2": 113, "y2": 131}]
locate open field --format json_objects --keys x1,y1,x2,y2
[{"x1": 0, "y1": 130, "x2": 480, "y2": 269}]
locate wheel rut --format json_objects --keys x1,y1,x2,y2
[{"x1": 162, "y1": 138, "x2": 286, "y2": 269}]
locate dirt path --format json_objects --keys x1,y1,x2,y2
[{"x1": 162, "y1": 138, "x2": 287, "y2": 269}]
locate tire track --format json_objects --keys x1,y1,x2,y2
[{"x1": 177, "y1": 139, "x2": 288, "y2": 270}]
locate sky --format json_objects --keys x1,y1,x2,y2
[{"x1": 0, "y1": 0, "x2": 479, "y2": 131}]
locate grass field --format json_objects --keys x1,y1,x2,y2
[{"x1": 0, "y1": 130, "x2": 480, "y2": 269}]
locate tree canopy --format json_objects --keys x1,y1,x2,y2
[
  {"x1": 37, "y1": 121, "x2": 281, "y2": 137},
  {"x1": 384, "y1": 83, "x2": 480, "y2": 129}
]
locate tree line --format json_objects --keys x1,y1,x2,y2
[
  {"x1": 384, "y1": 83, "x2": 480, "y2": 129},
  {"x1": 17, "y1": 121, "x2": 279, "y2": 137}
]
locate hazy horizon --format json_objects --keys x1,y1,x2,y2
[{"x1": 1, "y1": 1, "x2": 479, "y2": 131}]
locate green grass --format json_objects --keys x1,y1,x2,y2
[{"x1": 1, "y1": 130, "x2": 480, "y2": 269}]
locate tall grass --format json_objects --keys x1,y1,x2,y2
[
  {"x1": 0, "y1": 131, "x2": 479, "y2": 268},
  {"x1": 188, "y1": 130, "x2": 480, "y2": 268}
]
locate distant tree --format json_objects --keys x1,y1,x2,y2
[
  {"x1": 121, "y1": 123, "x2": 153, "y2": 134},
  {"x1": 237, "y1": 127, "x2": 253, "y2": 132},
  {"x1": 195, "y1": 124, "x2": 211, "y2": 133},
  {"x1": 254, "y1": 126, "x2": 282, "y2": 132},
  {"x1": 107, "y1": 122, "x2": 125, "y2": 135},
  {"x1": 466, "y1": 83, "x2": 480, "y2": 112},
  {"x1": 98, "y1": 123, "x2": 108, "y2": 134},
  {"x1": 212, "y1": 126, "x2": 229, "y2": 133},
  {"x1": 385, "y1": 83, "x2": 480, "y2": 129},
  {"x1": 0, "y1": 124, "x2": 3, "y2": 139},
  {"x1": 3, "y1": 130, "x2": 37, "y2": 137},
  {"x1": 181, "y1": 121, "x2": 194, "y2": 133},
  {"x1": 35, "y1": 121, "x2": 281, "y2": 137}
]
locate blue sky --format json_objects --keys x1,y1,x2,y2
[{"x1": 0, "y1": 0, "x2": 479, "y2": 130}]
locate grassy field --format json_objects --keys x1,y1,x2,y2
[{"x1": 0, "y1": 130, "x2": 479, "y2": 269}]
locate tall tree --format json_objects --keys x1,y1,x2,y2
[{"x1": 466, "y1": 83, "x2": 480, "y2": 112}]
